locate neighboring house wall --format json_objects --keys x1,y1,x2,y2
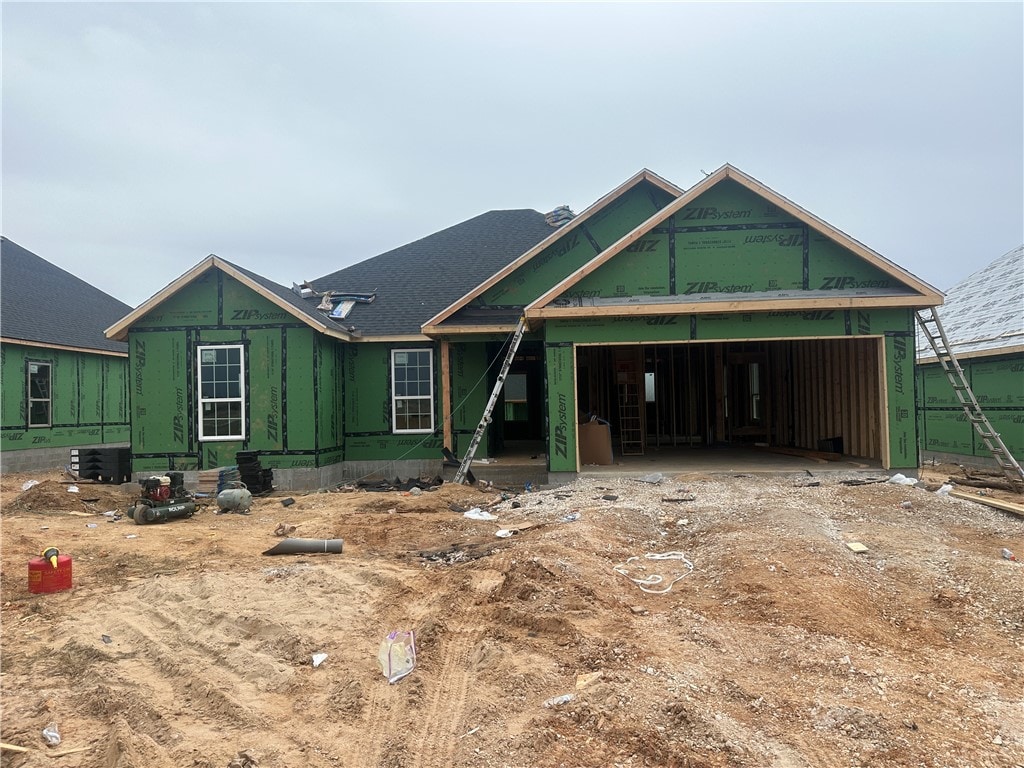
[
  {"x1": 0, "y1": 342, "x2": 129, "y2": 472},
  {"x1": 1, "y1": 237, "x2": 133, "y2": 473},
  {"x1": 917, "y1": 353, "x2": 1024, "y2": 465},
  {"x1": 914, "y1": 245, "x2": 1024, "y2": 469}
]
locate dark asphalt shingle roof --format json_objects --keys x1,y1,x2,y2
[
  {"x1": 1, "y1": 237, "x2": 132, "y2": 354},
  {"x1": 223, "y1": 258, "x2": 360, "y2": 337},
  {"x1": 310, "y1": 209, "x2": 553, "y2": 336}
]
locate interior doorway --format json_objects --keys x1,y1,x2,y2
[{"x1": 487, "y1": 340, "x2": 545, "y2": 456}]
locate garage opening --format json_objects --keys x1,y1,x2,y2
[{"x1": 575, "y1": 338, "x2": 883, "y2": 464}]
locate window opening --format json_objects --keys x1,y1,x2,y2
[
  {"x1": 504, "y1": 373, "x2": 528, "y2": 421},
  {"x1": 197, "y1": 345, "x2": 245, "y2": 441},
  {"x1": 644, "y1": 371, "x2": 656, "y2": 403},
  {"x1": 392, "y1": 349, "x2": 434, "y2": 433},
  {"x1": 27, "y1": 361, "x2": 51, "y2": 427}
]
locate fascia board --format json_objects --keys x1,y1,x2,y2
[
  {"x1": 421, "y1": 169, "x2": 685, "y2": 332},
  {"x1": 349, "y1": 333, "x2": 432, "y2": 343},
  {"x1": 421, "y1": 324, "x2": 519, "y2": 337},
  {"x1": 0, "y1": 337, "x2": 129, "y2": 357},
  {"x1": 918, "y1": 344, "x2": 1024, "y2": 365},
  {"x1": 526, "y1": 292, "x2": 942, "y2": 321}
]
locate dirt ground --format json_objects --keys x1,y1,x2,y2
[{"x1": 1, "y1": 464, "x2": 1022, "y2": 768}]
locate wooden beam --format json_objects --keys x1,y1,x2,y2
[
  {"x1": 440, "y1": 341, "x2": 452, "y2": 451},
  {"x1": 714, "y1": 344, "x2": 725, "y2": 442},
  {"x1": 526, "y1": 294, "x2": 938, "y2": 321},
  {"x1": 421, "y1": 324, "x2": 518, "y2": 336},
  {"x1": 877, "y1": 336, "x2": 891, "y2": 469},
  {"x1": 948, "y1": 490, "x2": 1024, "y2": 517}
]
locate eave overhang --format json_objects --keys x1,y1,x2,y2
[{"x1": 0, "y1": 337, "x2": 129, "y2": 358}]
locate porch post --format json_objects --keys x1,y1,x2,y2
[{"x1": 440, "y1": 340, "x2": 452, "y2": 450}]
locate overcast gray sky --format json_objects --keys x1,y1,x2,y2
[{"x1": 3, "y1": 2, "x2": 1022, "y2": 308}]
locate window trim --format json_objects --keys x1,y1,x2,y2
[
  {"x1": 26, "y1": 360, "x2": 52, "y2": 428},
  {"x1": 196, "y1": 344, "x2": 246, "y2": 442},
  {"x1": 391, "y1": 348, "x2": 435, "y2": 434}
]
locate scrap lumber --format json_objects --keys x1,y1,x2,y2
[
  {"x1": 947, "y1": 475, "x2": 1022, "y2": 493},
  {"x1": 0, "y1": 743, "x2": 93, "y2": 757},
  {"x1": 948, "y1": 490, "x2": 1024, "y2": 518}
]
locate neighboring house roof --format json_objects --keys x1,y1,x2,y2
[
  {"x1": 1, "y1": 236, "x2": 132, "y2": 355},
  {"x1": 525, "y1": 164, "x2": 943, "y2": 323},
  {"x1": 917, "y1": 245, "x2": 1024, "y2": 363},
  {"x1": 311, "y1": 209, "x2": 555, "y2": 337},
  {"x1": 106, "y1": 255, "x2": 360, "y2": 342}
]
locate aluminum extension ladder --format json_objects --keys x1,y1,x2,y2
[
  {"x1": 453, "y1": 317, "x2": 528, "y2": 484},
  {"x1": 915, "y1": 307, "x2": 1024, "y2": 482}
]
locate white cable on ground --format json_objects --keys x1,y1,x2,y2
[{"x1": 614, "y1": 551, "x2": 694, "y2": 594}]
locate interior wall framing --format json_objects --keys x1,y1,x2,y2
[{"x1": 573, "y1": 336, "x2": 884, "y2": 463}]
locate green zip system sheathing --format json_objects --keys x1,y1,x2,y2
[
  {"x1": 342, "y1": 342, "x2": 443, "y2": 462},
  {"x1": 128, "y1": 270, "x2": 343, "y2": 474},
  {"x1": 917, "y1": 354, "x2": 1024, "y2": 461},
  {"x1": 1, "y1": 343, "x2": 129, "y2": 452},
  {"x1": 475, "y1": 182, "x2": 677, "y2": 308},
  {"x1": 558, "y1": 181, "x2": 898, "y2": 302}
]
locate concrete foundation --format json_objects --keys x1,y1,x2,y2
[{"x1": 133, "y1": 459, "x2": 447, "y2": 494}]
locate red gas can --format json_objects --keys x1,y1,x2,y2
[{"x1": 28, "y1": 554, "x2": 73, "y2": 593}]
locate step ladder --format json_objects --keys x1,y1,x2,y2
[
  {"x1": 916, "y1": 307, "x2": 1024, "y2": 482},
  {"x1": 453, "y1": 317, "x2": 528, "y2": 484},
  {"x1": 617, "y1": 382, "x2": 645, "y2": 456}
]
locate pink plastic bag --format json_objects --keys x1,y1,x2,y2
[{"x1": 377, "y1": 630, "x2": 416, "y2": 683}]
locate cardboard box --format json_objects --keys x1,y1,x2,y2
[{"x1": 578, "y1": 421, "x2": 613, "y2": 465}]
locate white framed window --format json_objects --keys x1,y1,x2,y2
[
  {"x1": 391, "y1": 349, "x2": 434, "y2": 433},
  {"x1": 197, "y1": 345, "x2": 245, "y2": 441},
  {"x1": 27, "y1": 361, "x2": 52, "y2": 427}
]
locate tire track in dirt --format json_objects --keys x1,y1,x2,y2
[
  {"x1": 112, "y1": 610, "x2": 265, "y2": 727},
  {"x1": 341, "y1": 562, "x2": 425, "y2": 767},
  {"x1": 345, "y1": 667, "x2": 396, "y2": 766},
  {"x1": 407, "y1": 623, "x2": 482, "y2": 768},
  {"x1": 88, "y1": 577, "x2": 306, "y2": 726}
]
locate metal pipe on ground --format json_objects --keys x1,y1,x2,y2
[{"x1": 262, "y1": 539, "x2": 344, "y2": 556}]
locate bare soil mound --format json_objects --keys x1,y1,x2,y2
[{"x1": 2, "y1": 468, "x2": 1022, "y2": 767}]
